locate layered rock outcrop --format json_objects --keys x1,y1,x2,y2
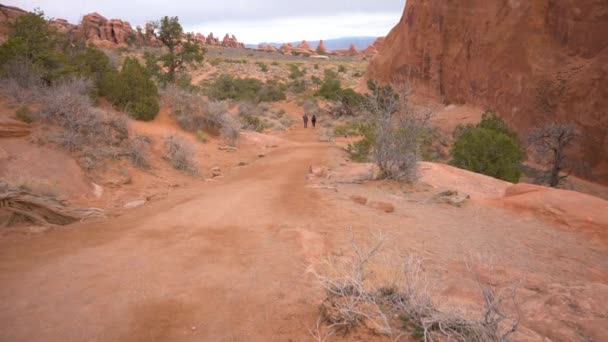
[{"x1": 367, "y1": 0, "x2": 608, "y2": 183}]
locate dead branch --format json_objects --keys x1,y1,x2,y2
[{"x1": 0, "y1": 182, "x2": 105, "y2": 226}]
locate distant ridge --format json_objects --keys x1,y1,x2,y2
[{"x1": 246, "y1": 36, "x2": 377, "y2": 51}]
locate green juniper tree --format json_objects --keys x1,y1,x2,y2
[{"x1": 153, "y1": 16, "x2": 205, "y2": 83}]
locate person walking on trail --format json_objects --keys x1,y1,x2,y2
[
  {"x1": 303, "y1": 114, "x2": 309, "y2": 128},
  {"x1": 311, "y1": 114, "x2": 317, "y2": 128}
]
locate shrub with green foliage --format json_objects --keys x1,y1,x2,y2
[
  {"x1": 15, "y1": 106, "x2": 33, "y2": 123},
  {"x1": 0, "y1": 10, "x2": 61, "y2": 82},
  {"x1": 346, "y1": 122, "x2": 376, "y2": 162},
  {"x1": 105, "y1": 57, "x2": 159, "y2": 121},
  {"x1": 207, "y1": 74, "x2": 285, "y2": 102},
  {"x1": 256, "y1": 61, "x2": 269, "y2": 72},
  {"x1": 152, "y1": 16, "x2": 205, "y2": 83},
  {"x1": 315, "y1": 76, "x2": 342, "y2": 100},
  {"x1": 450, "y1": 112, "x2": 523, "y2": 182},
  {"x1": 288, "y1": 64, "x2": 305, "y2": 79},
  {"x1": 288, "y1": 79, "x2": 308, "y2": 94}
]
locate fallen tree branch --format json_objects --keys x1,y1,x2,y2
[{"x1": 0, "y1": 182, "x2": 105, "y2": 226}]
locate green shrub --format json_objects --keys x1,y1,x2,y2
[
  {"x1": 346, "y1": 123, "x2": 376, "y2": 162},
  {"x1": 209, "y1": 58, "x2": 222, "y2": 66},
  {"x1": 242, "y1": 115, "x2": 272, "y2": 132},
  {"x1": 451, "y1": 127, "x2": 523, "y2": 182},
  {"x1": 15, "y1": 105, "x2": 33, "y2": 123},
  {"x1": 315, "y1": 77, "x2": 342, "y2": 100},
  {"x1": 105, "y1": 57, "x2": 159, "y2": 121},
  {"x1": 288, "y1": 64, "x2": 305, "y2": 79},
  {"x1": 334, "y1": 122, "x2": 361, "y2": 137},
  {"x1": 0, "y1": 10, "x2": 60, "y2": 82},
  {"x1": 258, "y1": 80, "x2": 287, "y2": 102},
  {"x1": 288, "y1": 79, "x2": 308, "y2": 94},
  {"x1": 207, "y1": 74, "x2": 285, "y2": 102},
  {"x1": 256, "y1": 62, "x2": 269, "y2": 72}
]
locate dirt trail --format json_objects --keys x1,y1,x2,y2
[
  {"x1": 0, "y1": 125, "x2": 340, "y2": 341},
  {"x1": 1, "y1": 122, "x2": 607, "y2": 341}
]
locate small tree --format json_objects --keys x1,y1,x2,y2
[
  {"x1": 451, "y1": 128, "x2": 523, "y2": 182},
  {"x1": 364, "y1": 81, "x2": 432, "y2": 182},
  {"x1": 153, "y1": 16, "x2": 205, "y2": 83},
  {"x1": 106, "y1": 57, "x2": 159, "y2": 121},
  {"x1": 451, "y1": 112, "x2": 524, "y2": 183},
  {"x1": 527, "y1": 123, "x2": 579, "y2": 187},
  {"x1": 0, "y1": 10, "x2": 58, "y2": 68}
]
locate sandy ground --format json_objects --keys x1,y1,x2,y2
[{"x1": 1, "y1": 108, "x2": 607, "y2": 341}]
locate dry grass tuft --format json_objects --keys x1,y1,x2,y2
[
  {"x1": 163, "y1": 134, "x2": 199, "y2": 175},
  {"x1": 310, "y1": 230, "x2": 520, "y2": 342}
]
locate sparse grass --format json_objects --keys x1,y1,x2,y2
[
  {"x1": 163, "y1": 134, "x2": 199, "y2": 175},
  {"x1": 15, "y1": 106, "x2": 33, "y2": 123}
]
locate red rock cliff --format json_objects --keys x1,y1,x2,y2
[{"x1": 367, "y1": 0, "x2": 608, "y2": 182}]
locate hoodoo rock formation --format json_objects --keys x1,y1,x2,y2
[
  {"x1": 316, "y1": 40, "x2": 328, "y2": 54},
  {"x1": 367, "y1": 0, "x2": 608, "y2": 183},
  {"x1": 0, "y1": 5, "x2": 245, "y2": 50}
]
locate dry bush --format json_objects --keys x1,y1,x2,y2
[
  {"x1": 310, "y1": 231, "x2": 520, "y2": 342},
  {"x1": 127, "y1": 135, "x2": 152, "y2": 169},
  {"x1": 365, "y1": 83, "x2": 432, "y2": 183},
  {"x1": 37, "y1": 78, "x2": 149, "y2": 170},
  {"x1": 527, "y1": 123, "x2": 580, "y2": 187},
  {"x1": 220, "y1": 114, "x2": 241, "y2": 146},
  {"x1": 238, "y1": 102, "x2": 293, "y2": 132},
  {"x1": 162, "y1": 85, "x2": 239, "y2": 140},
  {"x1": 0, "y1": 58, "x2": 44, "y2": 102},
  {"x1": 163, "y1": 134, "x2": 199, "y2": 175}
]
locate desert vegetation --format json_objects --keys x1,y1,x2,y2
[
  {"x1": 451, "y1": 112, "x2": 523, "y2": 183},
  {"x1": 527, "y1": 123, "x2": 580, "y2": 187},
  {"x1": 163, "y1": 134, "x2": 199, "y2": 175},
  {"x1": 310, "y1": 231, "x2": 520, "y2": 342}
]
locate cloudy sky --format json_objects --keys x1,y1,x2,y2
[{"x1": 5, "y1": 0, "x2": 405, "y2": 43}]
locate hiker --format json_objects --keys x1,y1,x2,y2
[
  {"x1": 303, "y1": 114, "x2": 309, "y2": 128},
  {"x1": 311, "y1": 114, "x2": 317, "y2": 128}
]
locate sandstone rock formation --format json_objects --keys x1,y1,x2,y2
[
  {"x1": 367, "y1": 0, "x2": 608, "y2": 183},
  {"x1": 0, "y1": 5, "x2": 244, "y2": 50},
  {"x1": 362, "y1": 37, "x2": 385, "y2": 56},
  {"x1": 333, "y1": 43, "x2": 361, "y2": 57},
  {"x1": 316, "y1": 40, "x2": 328, "y2": 54}
]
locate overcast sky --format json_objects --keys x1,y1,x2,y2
[{"x1": 4, "y1": 0, "x2": 405, "y2": 43}]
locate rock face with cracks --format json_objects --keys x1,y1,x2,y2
[{"x1": 367, "y1": 0, "x2": 608, "y2": 183}]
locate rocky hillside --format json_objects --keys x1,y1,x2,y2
[
  {"x1": 367, "y1": 0, "x2": 608, "y2": 183},
  {"x1": 0, "y1": 5, "x2": 244, "y2": 49}
]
